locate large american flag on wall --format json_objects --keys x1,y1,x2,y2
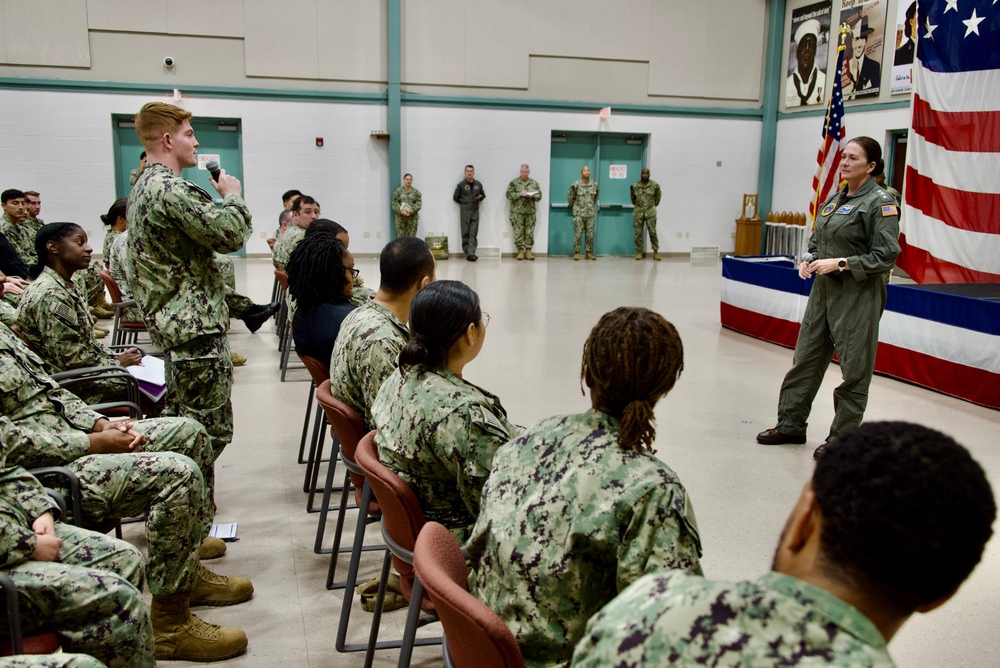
[{"x1": 896, "y1": 0, "x2": 1000, "y2": 283}]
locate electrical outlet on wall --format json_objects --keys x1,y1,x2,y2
[
  {"x1": 502, "y1": 231, "x2": 509, "y2": 238},
  {"x1": 363, "y1": 231, "x2": 371, "y2": 238},
  {"x1": 376, "y1": 231, "x2": 381, "y2": 238},
  {"x1": 260, "y1": 231, "x2": 267, "y2": 238}
]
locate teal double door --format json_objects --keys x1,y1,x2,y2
[
  {"x1": 548, "y1": 132, "x2": 647, "y2": 256},
  {"x1": 112, "y1": 115, "x2": 246, "y2": 255}
]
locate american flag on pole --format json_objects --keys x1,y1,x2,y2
[
  {"x1": 808, "y1": 31, "x2": 848, "y2": 224},
  {"x1": 896, "y1": 0, "x2": 1000, "y2": 283}
]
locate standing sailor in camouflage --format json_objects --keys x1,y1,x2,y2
[
  {"x1": 1, "y1": 453, "x2": 155, "y2": 667},
  {"x1": 127, "y1": 102, "x2": 253, "y2": 460},
  {"x1": 573, "y1": 422, "x2": 996, "y2": 668},
  {"x1": 372, "y1": 281, "x2": 520, "y2": 542},
  {"x1": 452, "y1": 165, "x2": 486, "y2": 262},
  {"x1": 468, "y1": 307, "x2": 702, "y2": 667},
  {"x1": 567, "y1": 166, "x2": 599, "y2": 260},
  {"x1": 391, "y1": 173, "x2": 422, "y2": 238},
  {"x1": 630, "y1": 167, "x2": 662, "y2": 261},
  {"x1": 100, "y1": 198, "x2": 128, "y2": 261},
  {"x1": 15, "y1": 224, "x2": 142, "y2": 405},
  {"x1": 330, "y1": 237, "x2": 435, "y2": 430},
  {"x1": 129, "y1": 151, "x2": 147, "y2": 188},
  {"x1": 505, "y1": 164, "x2": 542, "y2": 261},
  {"x1": 0, "y1": 320, "x2": 252, "y2": 662}
]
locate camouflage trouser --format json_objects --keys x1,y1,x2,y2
[
  {"x1": 72, "y1": 263, "x2": 106, "y2": 307},
  {"x1": 633, "y1": 208, "x2": 658, "y2": 252},
  {"x1": 0, "y1": 655, "x2": 109, "y2": 668},
  {"x1": 4, "y1": 523, "x2": 155, "y2": 668},
  {"x1": 216, "y1": 254, "x2": 254, "y2": 319},
  {"x1": 394, "y1": 214, "x2": 418, "y2": 238},
  {"x1": 67, "y1": 450, "x2": 208, "y2": 597},
  {"x1": 164, "y1": 335, "x2": 234, "y2": 460},
  {"x1": 510, "y1": 212, "x2": 536, "y2": 249},
  {"x1": 573, "y1": 215, "x2": 596, "y2": 254}
]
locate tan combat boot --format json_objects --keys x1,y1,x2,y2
[
  {"x1": 230, "y1": 352, "x2": 247, "y2": 367},
  {"x1": 516, "y1": 248, "x2": 524, "y2": 261},
  {"x1": 525, "y1": 249, "x2": 535, "y2": 261},
  {"x1": 189, "y1": 565, "x2": 254, "y2": 607},
  {"x1": 573, "y1": 251, "x2": 580, "y2": 261},
  {"x1": 198, "y1": 536, "x2": 227, "y2": 560},
  {"x1": 151, "y1": 593, "x2": 248, "y2": 662},
  {"x1": 93, "y1": 325, "x2": 108, "y2": 339},
  {"x1": 653, "y1": 252, "x2": 662, "y2": 261},
  {"x1": 586, "y1": 252, "x2": 596, "y2": 261},
  {"x1": 635, "y1": 252, "x2": 643, "y2": 261}
]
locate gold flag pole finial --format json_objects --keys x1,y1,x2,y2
[{"x1": 838, "y1": 23, "x2": 852, "y2": 46}]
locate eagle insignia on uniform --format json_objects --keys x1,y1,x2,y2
[
  {"x1": 464, "y1": 185, "x2": 471, "y2": 190},
  {"x1": 881, "y1": 205, "x2": 898, "y2": 216},
  {"x1": 821, "y1": 203, "x2": 836, "y2": 216}
]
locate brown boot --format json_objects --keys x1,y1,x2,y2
[
  {"x1": 189, "y1": 565, "x2": 254, "y2": 607},
  {"x1": 586, "y1": 252, "x2": 596, "y2": 261},
  {"x1": 151, "y1": 593, "x2": 248, "y2": 662},
  {"x1": 516, "y1": 248, "x2": 524, "y2": 261},
  {"x1": 93, "y1": 326, "x2": 108, "y2": 339},
  {"x1": 525, "y1": 249, "x2": 535, "y2": 261},
  {"x1": 230, "y1": 352, "x2": 247, "y2": 367},
  {"x1": 199, "y1": 536, "x2": 227, "y2": 560},
  {"x1": 635, "y1": 253, "x2": 643, "y2": 261},
  {"x1": 653, "y1": 252, "x2": 662, "y2": 261},
  {"x1": 573, "y1": 252, "x2": 580, "y2": 261}
]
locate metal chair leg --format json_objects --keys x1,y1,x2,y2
[{"x1": 297, "y1": 381, "x2": 316, "y2": 464}]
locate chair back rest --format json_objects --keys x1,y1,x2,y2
[
  {"x1": 9, "y1": 324, "x2": 41, "y2": 356},
  {"x1": 355, "y1": 431, "x2": 427, "y2": 597},
  {"x1": 414, "y1": 523, "x2": 525, "y2": 668},
  {"x1": 99, "y1": 268, "x2": 123, "y2": 303},
  {"x1": 298, "y1": 355, "x2": 330, "y2": 388},
  {"x1": 274, "y1": 269, "x2": 289, "y2": 290},
  {"x1": 0, "y1": 572, "x2": 62, "y2": 656},
  {"x1": 314, "y1": 381, "x2": 376, "y2": 512}
]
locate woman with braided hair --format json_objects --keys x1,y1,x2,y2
[
  {"x1": 466, "y1": 306, "x2": 703, "y2": 667},
  {"x1": 287, "y1": 229, "x2": 357, "y2": 370}
]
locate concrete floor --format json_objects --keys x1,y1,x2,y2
[{"x1": 128, "y1": 255, "x2": 1000, "y2": 668}]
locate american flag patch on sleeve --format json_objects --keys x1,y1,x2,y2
[{"x1": 881, "y1": 205, "x2": 898, "y2": 217}]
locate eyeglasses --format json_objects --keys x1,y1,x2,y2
[
  {"x1": 347, "y1": 268, "x2": 360, "y2": 279},
  {"x1": 481, "y1": 311, "x2": 491, "y2": 328}
]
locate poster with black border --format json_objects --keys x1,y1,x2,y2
[
  {"x1": 787, "y1": 1, "x2": 832, "y2": 108},
  {"x1": 840, "y1": 0, "x2": 889, "y2": 100}
]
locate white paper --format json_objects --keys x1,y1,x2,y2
[
  {"x1": 210, "y1": 522, "x2": 239, "y2": 541},
  {"x1": 126, "y1": 355, "x2": 165, "y2": 386}
]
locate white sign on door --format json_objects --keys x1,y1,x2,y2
[
  {"x1": 198, "y1": 154, "x2": 221, "y2": 170},
  {"x1": 609, "y1": 164, "x2": 628, "y2": 179}
]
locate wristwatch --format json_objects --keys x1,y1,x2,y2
[{"x1": 838, "y1": 258, "x2": 847, "y2": 272}]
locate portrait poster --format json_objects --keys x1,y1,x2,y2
[
  {"x1": 890, "y1": 0, "x2": 917, "y2": 94},
  {"x1": 786, "y1": 1, "x2": 832, "y2": 108},
  {"x1": 839, "y1": 0, "x2": 889, "y2": 100}
]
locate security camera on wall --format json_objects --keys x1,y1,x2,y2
[{"x1": 164, "y1": 57, "x2": 175, "y2": 68}]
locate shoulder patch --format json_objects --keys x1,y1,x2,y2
[
  {"x1": 821, "y1": 202, "x2": 837, "y2": 216},
  {"x1": 475, "y1": 405, "x2": 512, "y2": 440},
  {"x1": 53, "y1": 302, "x2": 78, "y2": 324},
  {"x1": 881, "y1": 204, "x2": 899, "y2": 217}
]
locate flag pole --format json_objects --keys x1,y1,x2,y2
[{"x1": 809, "y1": 23, "x2": 852, "y2": 230}]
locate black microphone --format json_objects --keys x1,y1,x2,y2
[{"x1": 206, "y1": 159, "x2": 221, "y2": 183}]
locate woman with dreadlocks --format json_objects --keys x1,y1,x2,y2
[
  {"x1": 15, "y1": 222, "x2": 142, "y2": 404},
  {"x1": 287, "y1": 229, "x2": 357, "y2": 370},
  {"x1": 466, "y1": 306, "x2": 703, "y2": 667}
]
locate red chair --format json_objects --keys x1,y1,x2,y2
[
  {"x1": 99, "y1": 269, "x2": 148, "y2": 347},
  {"x1": 414, "y1": 522, "x2": 525, "y2": 668},
  {"x1": 298, "y1": 354, "x2": 332, "y2": 513},
  {"x1": 0, "y1": 574, "x2": 61, "y2": 656},
  {"x1": 354, "y1": 432, "x2": 441, "y2": 667},
  {"x1": 314, "y1": 382, "x2": 383, "y2": 584}
]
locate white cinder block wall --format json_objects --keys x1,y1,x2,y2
[{"x1": 1, "y1": 88, "x2": 763, "y2": 258}]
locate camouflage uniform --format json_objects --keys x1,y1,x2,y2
[
  {"x1": 567, "y1": 180, "x2": 600, "y2": 255},
  {"x1": 0, "y1": 321, "x2": 214, "y2": 598},
  {"x1": 505, "y1": 177, "x2": 542, "y2": 251},
  {"x1": 1, "y1": 457, "x2": 155, "y2": 667},
  {"x1": 0, "y1": 300, "x2": 16, "y2": 327},
  {"x1": 630, "y1": 179, "x2": 662, "y2": 254},
  {"x1": 467, "y1": 409, "x2": 703, "y2": 667},
  {"x1": 391, "y1": 186, "x2": 422, "y2": 238},
  {"x1": 0, "y1": 656, "x2": 108, "y2": 668},
  {"x1": 102, "y1": 229, "x2": 121, "y2": 263},
  {"x1": 127, "y1": 162, "x2": 252, "y2": 458},
  {"x1": 0, "y1": 214, "x2": 42, "y2": 267},
  {"x1": 272, "y1": 224, "x2": 305, "y2": 271},
  {"x1": 371, "y1": 367, "x2": 521, "y2": 541},
  {"x1": 215, "y1": 253, "x2": 254, "y2": 319},
  {"x1": 572, "y1": 570, "x2": 894, "y2": 667},
  {"x1": 775, "y1": 179, "x2": 900, "y2": 440},
  {"x1": 15, "y1": 267, "x2": 125, "y2": 404},
  {"x1": 107, "y1": 233, "x2": 143, "y2": 323},
  {"x1": 329, "y1": 301, "x2": 408, "y2": 430}
]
